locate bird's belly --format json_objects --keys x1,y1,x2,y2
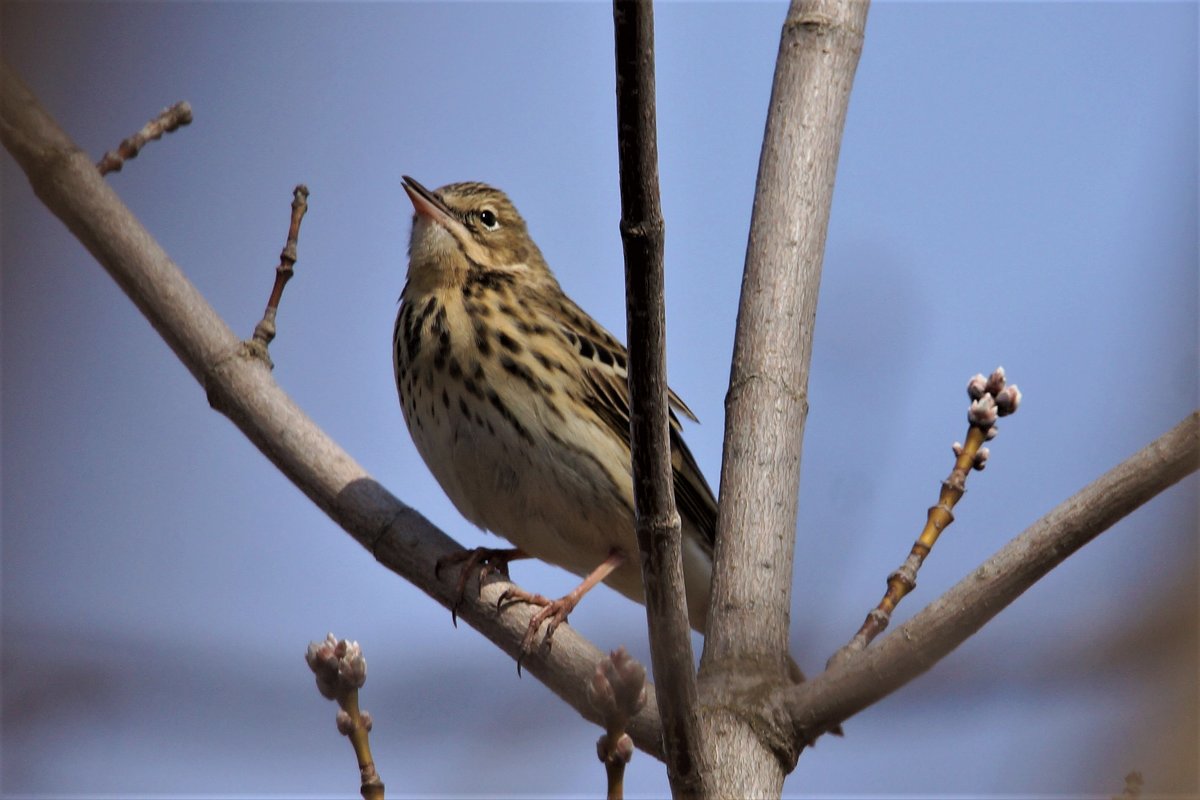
[
  {"x1": 399, "y1": 327, "x2": 713, "y2": 632},
  {"x1": 410, "y1": 408, "x2": 713, "y2": 631},
  {"x1": 408, "y1": 386, "x2": 637, "y2": 579}
]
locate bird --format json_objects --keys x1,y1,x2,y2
[{"x1": 393, "y1": 176, "x2": 804, "y2": 682}]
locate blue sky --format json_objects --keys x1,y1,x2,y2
[{"x1": 2, "y1": 2, "x2": 1197, "y2": 796}]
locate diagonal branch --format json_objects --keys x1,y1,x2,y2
[
  {"x1": 612, "y1": 1, "x2": 707, "y2": 793},
  {"x1": 782, "y1": 411, "x2": 1200, "y2": 745},
  {"x1": 0, "y1": 57, "x2": 669, "y2": 761}
]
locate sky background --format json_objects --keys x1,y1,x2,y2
[{"x1": 2, "y1": 2, "x2": 1197, "y2": 797}]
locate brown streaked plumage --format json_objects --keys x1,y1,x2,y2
[{"x1": 395, "y1": 176, "x2": 758, "y2": 668}]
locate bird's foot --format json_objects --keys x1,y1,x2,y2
[
  {"x1": 435, "y1": 546, "x2": 525, "y2": 627},
  {"x1": 496, "y1": 586, "x2": 580, "y2": 674}
]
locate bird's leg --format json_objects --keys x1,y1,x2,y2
[
  {"x1": 435, "y1": 546, "x2": 529, "y2": 627},
  {"x1": 498, "y1": 549, "x2": 627, "y2": 668}
]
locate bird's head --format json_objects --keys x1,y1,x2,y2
[{"x1": 402, "y1": 176, "x2": 551, "y2": 294}]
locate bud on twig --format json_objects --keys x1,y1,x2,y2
[{"x1": 306, "y1": 633, "x2": 367, "y2": 700}]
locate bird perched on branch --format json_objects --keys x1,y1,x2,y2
[{"x1": 393, "y1": 176, "x2": 805, "y2": 683}]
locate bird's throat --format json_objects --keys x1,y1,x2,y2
[{"x1": 407, "y1": 222, "x2": 472, "y2": 293}]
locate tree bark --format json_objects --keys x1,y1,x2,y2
[
  {"x1": 613, "y1": 1, "x2": 708, "y2": 795},
  {"x1": 700, "y1": 0, "x2": 870, "y2": 792}
]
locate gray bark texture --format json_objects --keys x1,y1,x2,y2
[
  {"x1": 613, "y1": 0, "x2": 708, "y2": 795},
  {"x1": 701, "y1": 1, "x2": 871, "y2": 794}
]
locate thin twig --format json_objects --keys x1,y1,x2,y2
[
  {"x1": 828, "y1": 368, "x2": 1021, "y2": 670},
  {"x1": 96, "y1": 101, "x2": 192, "y2": 175},
  {"x1": 612, "y1": 0, "x2": 707, "y2": 794},
  {"x1": 785, "y1": 411, "x2": 1200, "y2": 745},
  {"x1": 306, "y1": 635, "x2": 385, "y2": 800},
  {"x1": 247, "y1": 185, "x2": 310, "y2": 364}
]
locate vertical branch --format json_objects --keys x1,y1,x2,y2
[
  {"x1": 702, "y1": 0, "x2": 870, "y2": 791},
  {"x1": 708, "y1": 0, "x2": 870, "y2": 670},
  {"x1": 612, "y1": 0, "x2": 707, "y2": 794}
]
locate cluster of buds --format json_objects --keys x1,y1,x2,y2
[
  {"x1": 588, "y1": 646, "x2": 647, "y2": 767},
  {"x1": 957, "y1": 367, "x2": 1022, "y2": 470},
  {"x1": 307, "y1": 633, "x2": 368, "y2": 700},
  {"x1": 306, "y1": 634, "x2": 383, "y2": 798},
  {"x1": 306, "y1": 633, "x2": 372, "y2": 732}
]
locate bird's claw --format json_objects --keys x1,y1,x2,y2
[
  {"x1": 436, "y1": 548, "x2": 587, "y2": 676},
  {"x1": 435, "y1": 547, "x2": 519, "y2": 627},
  {"x1": 497, "y1": 587, "x2": 577, "y2": 676}
]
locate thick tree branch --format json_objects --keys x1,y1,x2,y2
[
  {"x1": 708, "y1": 0, "x2": 869, "y2": 669},
  {"x1": 699, "y1": 0, "x2": 870, "y2": 791},
  {"x1": 612, "y1": 1, "x2": 706, "y2": 793},
  {"x1": 0, "y1": 57, "x2": 668, "y2": 761},
  {"x1": 782, "y1": 411, "x2": 1200, "y2": 745}
]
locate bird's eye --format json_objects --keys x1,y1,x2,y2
[{"x1": 478, "y1": 209, "x2": 499, "y2": 230}]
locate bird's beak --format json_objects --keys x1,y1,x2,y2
[{"x1": 402, "y1": 175, "x2": 458, "y2": 228}]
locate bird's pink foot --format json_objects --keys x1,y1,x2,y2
[{"x1": 497, "y1": 586, "x2": 581, "y2": 673}]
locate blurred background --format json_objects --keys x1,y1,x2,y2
[{"x1": 2, "y1": 2, "x2": 1196, "y2": 797}]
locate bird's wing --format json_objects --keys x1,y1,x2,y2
[{"x1": 552, "y1": 298, "x2": 718, "y2": 553}]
